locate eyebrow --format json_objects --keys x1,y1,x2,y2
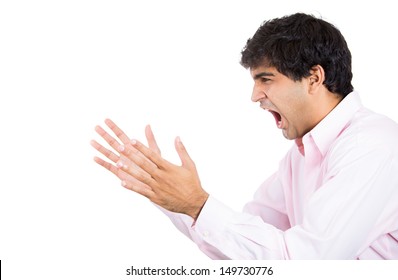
[{"x1": 253, "y1": 72, "x2": 275, "y2": 80}]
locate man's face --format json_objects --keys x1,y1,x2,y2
[{"x1": 250, "y1": 66, "x2": 314, "y2": 140}]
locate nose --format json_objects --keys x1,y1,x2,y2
[{"x1": 251, "y1": 84, "x2": 266, "y2": 103}]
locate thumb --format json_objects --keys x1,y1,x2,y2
[{"x1": 175, "y1": 136, "x2": 195, "y2": 169}]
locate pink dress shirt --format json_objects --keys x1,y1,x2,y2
[{"x1": 161, "y1": 91, "x2": 398, "y2": 259}]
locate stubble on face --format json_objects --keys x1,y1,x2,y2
[{"x1": 251, "y1": 66, "x2": 313, "y2": 141}]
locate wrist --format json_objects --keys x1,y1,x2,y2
[{"x1": 187, "y1": 192, "x2": 209, "y2": 220}]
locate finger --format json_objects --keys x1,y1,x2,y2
[
  {"x1": 93, "y1": 156, "x2": 120, "y2": 176},
  {"x1": 91, "y1": 138, "x2": 149, "y2": 176},
  {"x1": 174, "y1": 136, "x2": 195, "y2": 169},
  {"x1": 117, "y1": 168, "x2": 155, "y2": 193},
  {"x1": 105, "y1": 118, "x2": 131, "y2": 144},
  {"x1": 118, "y1": 143, "x2": 160, "y2": 177},
  {"x1": 90, "y1": 140, "x2": 119, "y2": 163},
  {"x1": 121, "y1": 180, "x2": 155, "y2": 198},
  {"x1": 130, "y1": 139, "x2": 168, "y2": 170},
  {"x1": 94, "y1": 156, "x2": 155, "y2": 193},
  {"x1": 95, "y1": 125, "x2": 122, "y2": 152},
  {"x1": 145, "y1": 125, "x2": 161, "y2": 155},
  {"x1": 116, "y1": 157, "x2": 156, "y2": 186}
]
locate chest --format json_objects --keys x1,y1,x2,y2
[{"x1": 282, "y1": 154, "x2": 329, "y2": 226}]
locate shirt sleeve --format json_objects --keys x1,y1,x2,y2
[
  {"x1": 161, "y1": 143, "x2": 398, "y2": 259},
  {"x1": 159, "y1": 171, "x2": 292, "y2": 259},
  {"x1": 193, "y1": 196, "x2": 289, "y2": 259},
  {"x1": 243, "y1": 172, "x2": 291, "y2": 231}
]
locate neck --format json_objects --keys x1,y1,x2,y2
[{"x1": 312, "y1": 91, "x2": 343, "y2": 127}]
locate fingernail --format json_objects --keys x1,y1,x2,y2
[
  {"x1": 130, "y1": 139, "x2": 137, "y2": 145},
  {"x1": 116, "y1": 160, "x2": 124, "y2": 168},
  {"x1": 118, "y1": 145, "x2": 125, "y2": 152},
  {"x1": 121, "y1": 180, "x2": 127, "y2": 187},
  {"x1": 176, "y1": 136, "x2": 182, "y2": 143}
]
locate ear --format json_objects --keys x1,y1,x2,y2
[{"x1": 308, "y1": 65, "x2": 325, "y2": 94}]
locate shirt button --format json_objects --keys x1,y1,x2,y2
[{"x1": 203, "y1": 231, "x2": 210, "y2": 237}]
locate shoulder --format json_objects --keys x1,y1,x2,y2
[
  {"x1": 336, "y1": 108, "x2": 398, "y2": 149},
  {"x1": 328, "y1": 108, "x2": 398, "y2": 168}
]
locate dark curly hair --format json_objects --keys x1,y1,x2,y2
[{"x1": 240, "y1": 13, "x2": 353, "y2": 97}]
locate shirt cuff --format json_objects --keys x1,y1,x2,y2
[{"x1": 193, "y1": 195, "x2": 238, "y2": 239}]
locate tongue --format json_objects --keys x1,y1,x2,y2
[{"x1": 270, "y1": 110, "x2": 283, "y2": 128}]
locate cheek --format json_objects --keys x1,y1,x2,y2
[{"x1": 280, "y1": 99, "x2": 304, "y2": 126}]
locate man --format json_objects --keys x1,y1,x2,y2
[{"x1": 91, "y1": 13, "x2": 398, "y2": 259}]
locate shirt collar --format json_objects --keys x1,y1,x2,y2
[{"x1": 299, "y1": 91, "x2": 363, "y2": 158}]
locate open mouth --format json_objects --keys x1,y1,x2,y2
[{"x1": 269, "y1": 110, "x2": 283, "y2": 128}]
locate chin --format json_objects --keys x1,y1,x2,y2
[
  {"x1": 282, "y1": 130, "x2": 296, "y2": 140},
  {"x1": 282, "y1": 131, "x2": 290, "y2": 140}
]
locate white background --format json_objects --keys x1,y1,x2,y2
[{"x1": 1, "y1": 0, "x2": 397, "y2": 279}]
